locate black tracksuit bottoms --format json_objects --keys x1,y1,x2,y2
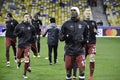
[{"x1": 48, "y1": 45, "x2": 58, "y2": 64}]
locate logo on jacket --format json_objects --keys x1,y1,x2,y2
[
  {"x1": 11, "y1": 22, "x2": 13, "y2": 25},
  {"x1": 70, "y1": 25, "x2": 73, "y2": 28},
  {"x1": 92, "y1": 22, "x2": 95, "y2": 25},
  {"x1": 78, "y1": 24, "x2": 82, "y2": 29},
  {"x1": 28, "y1": 27, "x2": 31, "y2": 30}
]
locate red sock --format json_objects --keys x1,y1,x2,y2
[{"x1": 90, "y1": 62, "x2": 95, "y2": 77}]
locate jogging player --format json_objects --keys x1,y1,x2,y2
[
  {"x1": 14, "y1": 13, "x2": 36, "y2": 78},
  {"x1": 83, "y1": 8, "x2": 97, "y2": 80},
  {"x1": 59, "y1": 7, "x2": 88, "y2": 80},
  {"x1": 32, "y1": 14, "x2": 42, "y2": 57},
  {"x1": 2, "y1": 13, "x2": 18, "y2": 66},
  {"x1": 43, "y1": 17, "x2": 60, "y2": 65}
]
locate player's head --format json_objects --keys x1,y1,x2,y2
[
  {"x1": 34, "y1": 14, "x2": 39, "y2": 20},
  {"x1": 6, "y1": 13, "x2": 13, "y2": 21},
  {"x1": 70, "y1": 7, "x2": 80, "y2": 18},
  {"x1": 23, "y1": 13, "x2": 31, "y2": 23},
  {"x1": 50, "y1": 17, "x2": 56, "y2": 23},
  {"x1": 84, "y1": 8, "x2": 93, "y2": 20}
]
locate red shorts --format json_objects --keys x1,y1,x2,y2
[
  {"x1": 5, "y1": 37, "x2": 16, "y2": 47},
  {"x1": 84, "y1": 44, "x2": 96, "y2": 55},
  {"x1": 65, "y1": 54, "x2": 85, "y2": 69},
  {"x1": 17, "y1": 46, "x2": 31, "y2": 59}
]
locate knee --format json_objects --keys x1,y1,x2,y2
[
  {"x1": 90, "y1": 54, "x2": 95, "y2": 62},
  {"x1": 24, "y1": 56, "x2": 29, "y2": 63}
]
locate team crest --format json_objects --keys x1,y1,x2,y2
[
  {"x1": 70, "y1": 25, "x2": 73, "y2": 28},
  {"x1": 28, "y1": 27, "x2": 31, "y2": 30},
  {"x1": 78, "y1": 24, "x2": 82, "y2": 29},
  {"x1": 92, "y1": 22, "x2": 95, "y2": 25},
  {"x1": 11, "y1": 22, "x2": 13, "y2": 25}
]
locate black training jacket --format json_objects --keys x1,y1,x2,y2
[
  {"x1": 14, "y1": 21, "x2": 36, "y2": 47},
  {"x1": 43, "y1": 23, "x2": 60, "y2": 46},
  {"x1": 32, "y1": 19, "x2": 42, "y2": 35},
  {"x1": 59, "y1": 18, "x2": 88, "y2": 56},
  {"x1": 83, "y1": 20, "x2": 97, "y2": 44},
  {"x1": 5, "y1": 19, "x2": 18, "y2": 38}
]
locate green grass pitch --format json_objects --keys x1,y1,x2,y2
[{"x1": 0, "y1": 37, "x2": 120, "y2": 80}]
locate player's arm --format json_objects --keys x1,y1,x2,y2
[
  {"x1": 39, "y1": 20, "x2": 42, "y2": 26},
  {"x1": 42, "y1": 26, "x2": 48, "y2": 37},
  {"x1": 83, "y1": 23, "x2": 89, "y2": 44},
  {"x1": 14, "y1": 20, "x2": 19, "y2": 26},
  {"x1": 59, "y1": 23, "x2": 67, "y2": 41},
  {"x1": 2, "y1": 28, "x2": 6, "y2": 32},
  {"x1": 2, "y1": 21, "x2": 8, "y2": 32},
  {"x1": 93, "y1": 21, "x2": 97, "y2": 34},
  {"x1": 13, "y1": 24, "x2": 22, "y2": 37},
  {"x1": 31, "y1": 25, "x2": 37, "y2": 40},
  {"x1": 39, "y1": 20, "x2": 42, "y2": 31}
]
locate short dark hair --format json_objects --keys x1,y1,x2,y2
[
  {"x1": 23, "y1": 13, "x2": 29, "y2": 17},
  {"x1": 50, "y1": 17, "x2": 55, "y2": 23},
  {"x1": 7, "y1": 13, "x2": 12, "y2": 17},
  {"x1": 34, "y1": 14, "x2": 39, "y2": 19}
]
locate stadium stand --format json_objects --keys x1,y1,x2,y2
[
  {"x1": 103, "y1": 0, "x2": 120, "y2": 26},
  {"x1": 0, "y1": 0, "x2": 90, "y2": 25},
  {"x1": 92, "y1": 0, "x2": 109, "y2": 26},
  {"x1": 0, "y1": 0, "x2": 119, "y2": 26}
]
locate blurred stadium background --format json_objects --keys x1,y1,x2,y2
[
  {"x1": 0, "y1": 0, "x2": 120, "y2": 37},
  {"x1": 0, "y1": 0, "x2": 120, "y2": 26}
]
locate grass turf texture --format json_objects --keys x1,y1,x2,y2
[{"x1": 0, "y1": 37, "x2": 120, "y2": 80}]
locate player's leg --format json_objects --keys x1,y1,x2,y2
[
  {"x1": 65, "y1": 55, "x2": 73, "y2": 80},
  {"x1": 20, "y1": 51, "x2": 25, "y2": 62},
  {"x1": 72, "y1": 61, "x2": 77, "y2": 79},
  {"x1": 84, "y1": 44, "x2": 89, "y2": 58},
  {"x1": 16, "y1": 48, "x2": 24, "y2": 69},
  {"x1": 23, "y1": 46, "x2": 31, "y2": 78},
  {"x1": 89, "y1": 54, "x2": 95, "y2": 80},
  {"x1": 53, "y1": 45, "x2": 58, "y2": 64},
  {"x1": 76, "y1": 54, "x2": 85, "y2": 80},
  {"x1": 37, "y1": 35, "x2": 40, "y2": 57},
  {"x1": 31, "y1": 43, "x2": 38, "y2": 57},
  {"x1": 11, "y1": 38, "x2": 17, "y2": 62},
  {"x1": 48, "y1": 45, "x2": 52, "y2": 65},
  {"x1": 88, "y1": 44, "x2": 96, "y2": 80},
  {"x1": 5, "y1": 37, "x2": 11, "y2": 66},
  {"x1": 66, "y1": 68, "x2": 72, "y2": 80}
]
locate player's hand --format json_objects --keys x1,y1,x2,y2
[
  {"x1": 42, "y1": 34, "x2": 45, "y2": 37},
  {"x1": 87, "y1": 25, "x2": 89, "y2": 29},
  {"x1": 65, "y1": 34, "x2": 73, "y2": 42},
  {"x1": 66, "y1": 34, "x2": 73, "y2": 39},
  {"x1": 36, "y1": 35, "x2": 39, "y2": 38},
  {"x1": 2, "y1": 29, "x2": 6, "y2": 32},
  {"x1": 94, "y1": 28, "x2": 97, "y2": 33}
]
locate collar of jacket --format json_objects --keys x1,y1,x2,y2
[
  {"x1": 22, "y1": 21, "x2": 30, "y2": 25},
  {"x1": 71, "y1": 17, "x2": 79, "y2": 22}
]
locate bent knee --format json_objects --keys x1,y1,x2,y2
[
  {"x1": 90, "y1": 54, "x2": 95, "y2": 62},
  {"x1": 24, "y1": 56, "x2": 29, "y2": 63}
]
